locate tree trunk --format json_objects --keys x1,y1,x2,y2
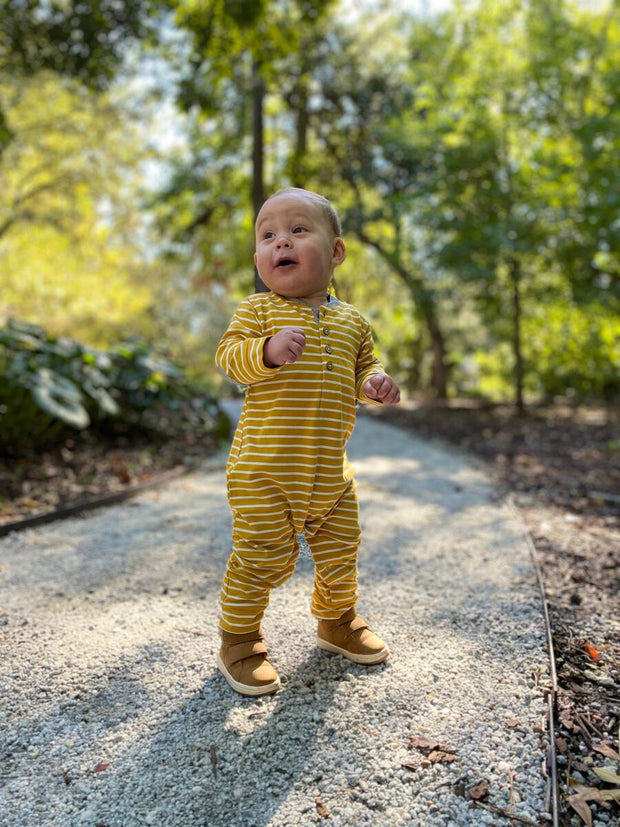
[
  {"x1": 427, "y1": 312, "x2": 448, "y2": 399},
  {"x1": 290, "y1": 78, "x2": 309, "y2": 188},
  {"x1": 508, "y1": 255, "x2": 525, "y2": 412},
  {"x1": 252, "y1": 60, "x2": 268, "y2": 293},
  {"x1": 356, "y1": 229, "x2": 448, "y2": 398}
]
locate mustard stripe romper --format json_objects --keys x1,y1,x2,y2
[{"x1": 215, "y1": 292, "x2": 384, "y2": 633}]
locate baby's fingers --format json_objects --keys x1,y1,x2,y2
[
  {"x1": 283, "y1": 340, "x2": 305, "y2": 362},
  {"x1": 364, "y1": 374, "x2": 400, "y2": 404},
  {"x1": 382, "y1": 384, "x2": 400, "y2": 404},
  {"x1": 363, "y1": 375, "x2": 382, "y2": 398}
]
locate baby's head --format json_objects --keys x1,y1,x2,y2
[{"x1": 254, "y1": 187, "x2": 346, "y2": 306}]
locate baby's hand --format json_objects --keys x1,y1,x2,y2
[
  {"x1": 364, "y1": 373, "x2": 401, "y2": 404},
  {"x1": 264, "y1": 327, "x2": 306, "y2": 367}
]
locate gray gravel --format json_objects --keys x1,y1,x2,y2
[{"x1": 0, "y1": 414, "x2": 553, "y2": 826}]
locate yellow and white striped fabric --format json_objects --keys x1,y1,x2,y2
[{"x1": 216, "y1": 292, "x2": 384, "y2": 633}]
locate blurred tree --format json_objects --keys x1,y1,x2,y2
[
  {"x1": 0, "y1": 0, "x2": 162, "y2": 153},
  {"x1": 0, "y1": 73, "x2": 158, "y2": 344},
  {"x1": 524, "y1": 0, "x2": 619, "y2": 303},
  {"x1": 162, "y1": 0, "x2": 336, "y2": 290},
  {"x1": 393, "y1": 0, "x2": 619, "y2": 407},
  {"x1": 283, "y1": 20, "x2": 451, "y2": 395}
]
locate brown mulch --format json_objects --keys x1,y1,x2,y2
[
  {"x1": 371, "y1": 400, "x2": 620, "y2": 826},
  {"x1": 0, "y1": 430, "x2": 220, "y2": 529},
  {"x1": 1, "y1": 402, "x2": 619, "y2": 824}
]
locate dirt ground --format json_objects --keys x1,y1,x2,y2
[{"x1": 1, "y1": 400, "x2": 618, "y2": 825}]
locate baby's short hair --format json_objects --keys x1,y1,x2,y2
[{"x1": 265, "y1": 187, "x2": 342, "y2": 237}]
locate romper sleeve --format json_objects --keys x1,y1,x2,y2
[
  {"x1": 215, "y1": 299, "x2": 279, "y2": 385},
  {"x1": 354, "y1": 317, "x2": 385, "y2": 405}
]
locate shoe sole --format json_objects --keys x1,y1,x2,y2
[
  {"x1": 317, "y1": 637, "x2": 389, "y2": 665},
  {"x1": 216, "y1": 653, "x2": 281, "y2": 697}
]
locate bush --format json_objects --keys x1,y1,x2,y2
[
  {"x1": 523, "y1": 303, "x2": 620, "y2": 402},
  {"x1": 0, "y1": 320, "x2": 229, "y2": 456}
]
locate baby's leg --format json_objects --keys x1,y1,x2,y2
[
  {"x1": 220, "y1": 487, "x2": 299, "y2": 634},
  {"x1": 305, "y1": 482, "x2": 361, "y2": 620},
  {"x1": 306, "y1": 483, "x2": 389, "y2": 665}
]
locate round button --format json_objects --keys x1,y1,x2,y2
[
  {"x1": 325, "y1": 345, "x2": 333, "y2": 354},
  {"x1": 322, "y1": 326, "x2": 330, "y2": 335},
  {"x1": 326, "y1": 362, "x2": 334, "y2": 371}
]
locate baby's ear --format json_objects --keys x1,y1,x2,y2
[{"x1": 332, "y1": 238, "x2": 346, "y2": 266}]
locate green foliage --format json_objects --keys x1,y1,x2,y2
[
  {"x1": 0, "y1": 0, "x2": 156, "y2": 90},
  {"x1": 468, "y1": 303, "x2": 620, "y2": 404},
  {"x1": 0, "y1": 72, "x2": 164, "y2": 345},
  {"x1": 1, "y1": 0, "x2": 618, "y2": 410},
  {"x1": 0, "y1": 320, "x2": 229, "y2": 456},
  {"x1": 523, "y1": 303, "x2": 620, "y2": 401}
]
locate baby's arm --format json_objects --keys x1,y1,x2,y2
[
  {"x1": 355, "y1": 318, "x2": 400, "y2": 405},
  {"x1": 216, "y1": 300, "x2": 279, "y2": 385}
]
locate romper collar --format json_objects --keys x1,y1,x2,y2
[{"x1": 271, "y1": 292, "x2": 340, "y2": 310}]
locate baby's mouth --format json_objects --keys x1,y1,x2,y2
[{"x1": 276, "y1": 258, "x2": 296, "y2": 268}]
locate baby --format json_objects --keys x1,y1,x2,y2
[{"x1": 215, "y1": 187, "x2": 400, "y2": 696}]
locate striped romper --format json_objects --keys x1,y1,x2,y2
[{"x1": 215, "y1": 292, "x2": 384, "y2": 633}]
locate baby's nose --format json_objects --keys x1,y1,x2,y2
[{"x1": 276, "y1": 234, "x2": 291, "y2": 247}]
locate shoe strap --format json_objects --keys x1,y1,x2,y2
[
  {"x1": 340, "y1": 615, "x2": 369, "y2": 638},
  {"x1": 227, "y1": 640, "x2": 269, "y2": 665},
  {"x1": 348, "y1": 617, "x2": 368, "y2": 632}
]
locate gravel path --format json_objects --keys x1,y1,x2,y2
[{"x1": 0, "y1": 414, "x2": 552, "y2": 826}]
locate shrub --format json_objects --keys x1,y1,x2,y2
[{"x1": 0, "y1": 320, "x2": 229, "y2": 456}]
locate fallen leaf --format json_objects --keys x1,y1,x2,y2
[
  {"x1": 428, "y1": 749, "x2": 456, "y2": 764},
  {"x1": 568, "y1": 796, "x2": 592, "y2": 827},
  {"x1": 469, "y1": 780, "x2": 490, "y2": 801},
  {"x1": 592, "y1": 766, "x2": 620, "y2": 784},
  {"x1": 401, "y1": 762, "x2": 418, "y2": 772},
  {"x1": 409, "y1": 735, "x2": 440, "y2": 752},
  {"x1": 94, "y1": 763, "x2": 110, "y2": 773},
  {"x1": 584, "y1": 643, "x2": 601, "y2": 663},
  {"x1": 315, "y1": 797, "x2": 330, "y2": 819},
  {"x1": 408, "y1": 735, "x2": 456, "y2": 762},
  {"x1": 570, "y1": 783, "x2": 620, "y2": 803},
  {"x1": 108, "y1": 457, "x2": 131, "y2": 484},
  {"x1": 560, "y1": 712, "x2": 575, "y2": 731},
  {"x1": 592, "y1": 742, "x2": 620, "y2": 762}
]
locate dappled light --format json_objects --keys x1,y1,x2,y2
[{"x1": 0, "y1": 2, "x2": 618, "y2": 825}]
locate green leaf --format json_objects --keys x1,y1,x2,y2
[{"x1": 30, "y1": 368, "x2": 89, "y2": 430}]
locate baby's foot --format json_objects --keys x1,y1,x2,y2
[
  {"x1": 217, "y1": 628, "x2": 280, "y2": 696},
  {"x1": 317, "y1": 608, "x2": 389, "y2": 664}
]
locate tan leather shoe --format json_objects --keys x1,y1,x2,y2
[
  {"x1": 317, "y1": 608, "x2": 389, "y2": 664},
  {"x1": 217, "y1": 628, "x2": 281, "y2": 696}
]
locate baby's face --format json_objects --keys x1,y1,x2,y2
[{"x1": 254, "y1": 192, "x2": 345, "y2": 307}]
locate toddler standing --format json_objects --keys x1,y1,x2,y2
[{"x1": 215, "y1": 187, "x2": 400, "y2": 696}]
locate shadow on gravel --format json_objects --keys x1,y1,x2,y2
[{"x1": 88, "y1": 652, "x2": 359, "y2": 827}]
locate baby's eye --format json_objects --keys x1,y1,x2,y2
[
  {"x1": 263, "y1": 231, "x2": 275, "y2": 239},
  {"x1": 292, "y1": 226, "x2": 306, "y2": 234}
]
